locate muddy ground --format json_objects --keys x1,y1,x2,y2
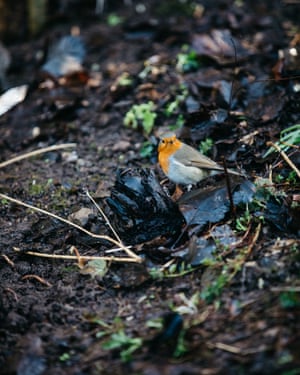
[{"x1": 0, "y1": 1, "x2": 300, "y2": 374}]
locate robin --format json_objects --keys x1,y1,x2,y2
[{"x1": 158, "y1": 133, "x2": 242, "y2": 185}]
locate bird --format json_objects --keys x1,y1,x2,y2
[{"x1": 158, "y1": 133, "x2": 242, "y2": 185}]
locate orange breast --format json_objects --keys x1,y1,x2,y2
[
  {"x1": 158, "y1": 149, "x2": 170, "y2": 175},
  {"x1": 158, "y1": 137, "x2": 182, "y2": 176}
]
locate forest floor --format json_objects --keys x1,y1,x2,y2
[{"x1": 0, "y1": 1, "x2": 299, "y2": 374}]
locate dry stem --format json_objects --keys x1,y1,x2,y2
[
  {"x1": 0, "y1": 142, "x2": 142, "y2": 264},
  {"x1": 13, "y1": 247, "x2": 141, "y2": 263},
  {"x1": 0, "y1": 143, "x2": 76, "y2": 169},
  {"x1": 1, "y1": 193, "x2": 142, "y2": 262},
  {"x1": 267, "y1": 141, "x2": 300, "y2": 179},
  {"x1": 85, "y1": 189, "x2": 122, "y2": 243}
]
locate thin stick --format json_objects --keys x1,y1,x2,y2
[
  {"x1": 85, "y1": 189, "x2": 122, "y2": 243},
  {"x1": 0, "y1": 143, "x2": 77, "y2": 169},
  {"x1": 271, "y1": 286, "x2": 300, "y2": 292},
  {"x1": 222, "y1": 157, "x2": 236, "y2": 219},
  {"x1": 212, "y1": 342, "x2": 242, "y2": 354},
  {"x1": 1, "y1": 254, "x2": 15, "y2": 267},
  {"x1": 245, "y1": 222, "x2": 261, "y2": 257},
  {"x1": 4, "y1": 288, "x2": 18, "y2": 301},
  {"x1": 229, "y1": 37, "x2": 237, "y2": 109},
  {"x1": 22, "y1": 274, "x2": 52, "y2": 287},
  {"x1": 267, "y1": 141, "x2": 300, "y2": 179},
  {"x1": 210, "y1": 342, "x2": 263, "y2": 355},
  {"x1": 0, "y1": 193, "x2": 141, "y2": 262},
  {"x1": 12, "y1": 247, "x2": 141, "y2": 263}
]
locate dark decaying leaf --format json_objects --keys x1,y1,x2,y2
[
  {"x1": 182, "y1": 106, "x2": 228, "y2": 143},
  {"x1": 148, "y1": 312, "x2": 183, "y2": 356},
  {"x1": 109, "y1": 263, "x2": 150, "y2": 288},
  {"x1": 178, "y1": 179, "x2": 255, "y2": 230},
  {"x1": 232, "y1": 179, "x2": 257, "y2": 204},
  {"x1": 106, "y1": 168, "x2": 186, "y2": 245},
  {"x1": 263, "y1": 196, "x2": 300, "y2": 235},
  {"x1": 192, "y1": 29, "x2": 249, "y2": 65},
  {"x1": 183, "y1": 236, "x2": 217, "y2": 266},
  {"x1": 245, "y1": 91, "x2": 285, "y2": 122},
  {"x1": 186, "y1": 68, "x2": 233, "y2": 105},
  {"x1": 183, "y1": 225, "x2": 238, "y2": 266},
  {"x1": 107, "y1": 168, "x2": 255, "y2": 247}
]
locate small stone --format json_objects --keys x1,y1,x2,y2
[{"x1": 69, "y1": 207, "x2": 94, "y2": 226}]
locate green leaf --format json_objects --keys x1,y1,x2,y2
[
  {"x1": 264, "y1": 124, "x2": 300, "y2": 157},
  {"x1": 102, "y1": 330, "x2": 143, "y2": 362},
  {"x1": 280, "y1": 291, "x2": 300, "y2": 309},
  {"x1": 140, "y1": 141, "x2": 154, "y2": 158},
  {"x1": 123, "y1": 102, "x2": 157, "y2": 135}
]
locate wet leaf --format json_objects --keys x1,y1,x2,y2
[
  {"x1": 192, "y1": 29, "x2": 248, "y2": 64},
  {"x1": 183, "y1": 106, "x2": 229, "y2": 142},
  {"x1": 178, "y1": 179, "x2": 255, "y2": 230},
  {"x1": 182, "y1": 225, "x2": 238, "y2": 266},
  {"x1": 183, "y1": 236, "x2": 217, "y2": 266},
  {"x1": 264, "y1": 196, "x2": 300, "y2": 234},
  {"x1": 110, "y1": 263, "x2": 150, "y2": 287}
]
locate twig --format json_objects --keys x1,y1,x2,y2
[
  {"x1": 246, "y1": 222, "x2": 261, "y2": 257},
  {"x1": 4, "y1": 288, "x2": 18, "y2": 301},
  {"x1": 1, "y1": 193, "x2": 142, "y2": 262},
  {"x1": 0, "y1": 143, "x2": 140, "y2": 261},
  {"x1": 13, "y1": 247, "x2": 141, "y2": 263},
  {"x1": 22, "y1": 274, "x2": 52, "y2": 287},
  {"x1": 0, "y1": 143, "x2": 77, "y2": 169},
  {"x1": 222, "y1": 156, "x2": 236, "y2": 219},
  {"x1": 85, "y1": 189, "x2": 122, "y2": 243},
  {"x1": 279, "y1": 141, "x2": 300, "y2": 150},
  {"x1": 209, "y1": 342, "x2": 263, "y2": 355},
  {"x1": 1, "y1": 254, "x2": 15, "y2": 267},
  {"x1": 70, "y1": 246, "x2": 86, "y2": 268},
  {"x1": 266, "y1": 141, "x2": 300, "y2": 179},
  {"x1": 211, "y1": 342, "x2": 242, "y2": 354},
  {"x1": 219, "y1": 222, "x2": 253, "y2": 258},
  {"x1": 270, "y1": 286, "x2": 300, "y2": 292},
  {"x1": 159, "y1": 258, "x2": 176, "y2": 272},
  {"x1": 253, "y1": 75, "x2": 300, "y2": 83}
]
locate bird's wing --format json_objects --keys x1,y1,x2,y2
[{"x1": 174, "y1": 144, "x2": 224, "y2": 171}]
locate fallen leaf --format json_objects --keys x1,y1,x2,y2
[{"x1": 0, "y1": 85, "x2": 28, "y2": 117}]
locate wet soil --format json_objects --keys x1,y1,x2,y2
[{"x1": 0, "y1": 1, "x2": 300, "y2": 374}]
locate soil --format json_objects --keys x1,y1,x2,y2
[{"x1": 0, "y1": 1, "x2": 300, "y2": 374}]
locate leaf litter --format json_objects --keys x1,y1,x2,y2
[{"x1": 0, "y1": 1, "x2": 299, "y2": 374}]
